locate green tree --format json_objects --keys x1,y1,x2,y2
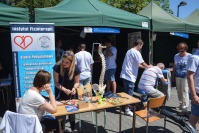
[
  {"x1": 100, "y1": 0, "x2": 173, "y2": 14},
  {"x1": 2, "y1": 0, "x2": 62, "y2": 22}
]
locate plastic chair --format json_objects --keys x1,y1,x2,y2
[
  {"x1": 76, "y1": 84, "x2": 106, "y2": 132},
  {"x1": 0, "y1": 110, "x2": 43, "y2": 133},
  {"x1": 135, "y1": 95, "x2": 167, "y2": 133}
]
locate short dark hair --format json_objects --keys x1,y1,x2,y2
[
  {"x1": 177, "y1": 42, "x2": 188, "y2": 51},
  {"x1": 134, "y1": 39, "x2": 143, "y2": 46},
  {"x1": 33, "y1": 70, "x2": 51, "y2": 88},
  {"x1": 103, "y1": 39, "x2": 112, "y2": 44},
  {"x1": 78, "y1": 43, "x2": 86, "y2": 50}
]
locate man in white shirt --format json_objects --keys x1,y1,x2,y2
[
  {"x1": 138, "y1": 63, "x2": 168, "y2": 98},
  {"x1": 103, "y1": 39, "x2": 117, "y2": 93},
  {"x1": 120, "y1": 39, "x2": 150, "y2": 116},
  {"x1": 75, "y1": 43, "x2": 94, "y2": 86},
  {"x1": 187, "y1": 52, "x2": 199, "y2": 130}
]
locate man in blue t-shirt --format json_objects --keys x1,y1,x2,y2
[{"x1": 174, "y1": 42, "x2": 191, "y2": 113}]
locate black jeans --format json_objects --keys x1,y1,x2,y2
[{"x1": 41, "y1": 115, "x2": 59, "y2": 133}]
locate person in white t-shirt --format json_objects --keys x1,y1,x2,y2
[
  {"x1": 103, "y1": 39, "x2": 117, "y2": 93},
  {"x1": 187, "y1": 52, "x2": 199, "y2": 130},
  {"x1": 75, "y1": 43, "x2": 94, "y2": 86},
  {"x1": 138, "y1": 63, "x2": 168, "y2": 98},
  {"x1": 18, "y1": 70, "x2": 59, "y2": 132},
  {"x1": 120, "y1": 39, "x2": 150, "y2": 116}
]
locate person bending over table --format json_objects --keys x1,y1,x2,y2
[
  {"x1": 53, "y1": 50, "x2": 80, "y2": 133},
  {"x1": 18, "y1": 70, "x2": 60, "y2": 132},
  {"x1": 138, "y1": 63, "x2": 168, "y2": 98}
]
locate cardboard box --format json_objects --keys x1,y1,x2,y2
[{"x1": 77, "y1": 101, "x2": 90, "y2": 109}]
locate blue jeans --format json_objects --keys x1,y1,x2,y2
[
  {"x1": 105, "y1": 69, "x2": 116, "y2": 81},
  {"x1": 123, "y1": 78, "x2": 135, "y2": 96},
  {"x1": 189, "y1": 93, "x2": 199, "y2": 116},
  {"x1": 79, "y1": 77, "x2": 91, "y2": 86}
]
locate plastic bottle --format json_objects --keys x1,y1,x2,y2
[{"x1": 83, "y1": 87, "x2": 88, "y2": 102}]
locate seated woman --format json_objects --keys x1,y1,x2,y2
[{"x1": 18, "y1": 70, "x2": 60, "y2": 133}]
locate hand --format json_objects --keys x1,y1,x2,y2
[
  {"x1": 71, "y1": 88, "x2": 76, "y2": 95},
  {"x1": 163, "y1": 82, "x2": 169, "y2": 85},
  {"x1": 63, "y1": 88, "x2": 71, "y2": 95},
  {"x1": 192, "y1": 95, "x2": 199, "y2": 105},
  {"x1": 43, "y1": 84, "x2": 52, "y2": 94}
]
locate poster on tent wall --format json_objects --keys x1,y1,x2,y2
[
  {"x1": 128, "y1": 32, "x2": 141, "y2": 49},
  {"x1": 10, "y1": 23, "x2": 56, "y2": 101}
]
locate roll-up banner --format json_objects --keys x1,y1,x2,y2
[{"x1": 10, "y1": 23, "x2": 56, "y2": 110}]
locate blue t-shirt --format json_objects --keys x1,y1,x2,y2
[{"x1": 174, "y1": 53, "x2": 191, "y2": 78}]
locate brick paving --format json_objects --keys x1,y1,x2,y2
[{"x1": 64, "y1": 87, "x2": 192, "y2": 133}]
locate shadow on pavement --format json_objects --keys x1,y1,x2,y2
[
  {"x1": 64, "y1": 120, "x2": 108, "y2": 133},
  {"x1": 121, "y1": 126, "x2": 174, "y2": 133}
]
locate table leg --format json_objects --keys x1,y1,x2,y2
[
  {"x1": 132, "y1": 106, "x2": 136, "y2": 133},
  {"x1": 95, "y1": 112, "x2": 98, "y2": 133},
  {"x1": 119, "y1": 106, "x2": 122, "y2": 132},
  {"x1": 57, "y1": 116, "x2": 63, "y2": 133}
]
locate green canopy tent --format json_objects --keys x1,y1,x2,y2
[
  {"x1": 185, "y1": 9, "x2": 199, "y2": 34},
  {"x1": 138, "y1": 1, "x2": 199, "y2": 64},
  {"x1": 186, "y1": 9, "x2": 199, "y2": 24},
  {"x1": 35, "y1": 0, "x2": 150, "y2": 30},
  {"x1": 138, "y1": 1, "x2": 199, "y2": 34},
  {"x1": 0, "y1": 3, "x2": 29, "y2": 26}
]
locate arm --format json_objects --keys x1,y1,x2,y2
[
  {"x1": 39, "y1": 84, "x2": 57, "y2": 114},
  {"x1": 71, "y1": 74, "x2": 80, "y2": 95},
  {"x1": 105, "y1": 47, "x2": 113, "y2": 56},
  {"x1": 160, "y1": 77, "x2": 168, "y2": 83},
  {"x1": 187, "y1": 71, "x2": 199, "y2": 104},
  {"x1": 53, "y1": 71, "x2": 71, "y2": 95},
  {"x1": 139, "y1": 62, "x2": 151, "y2": 69}
]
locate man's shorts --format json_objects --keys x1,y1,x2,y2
[
  {"x1": 189, "y1": 93, "x2": 199, "y2": 116},
  {"x1": 105, "y1": 69, "x2": 116, "y2": 81}
]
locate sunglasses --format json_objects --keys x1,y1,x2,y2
[
  {"x1": 63, "y1": 51, "x2": 72, "y2": 56},
  {"x1": 62, "y1": 60, "x2": 71, "y2": 64}
]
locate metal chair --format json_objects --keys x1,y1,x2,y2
[{"x1": 135, "y1": 95, "x2": 167, "y2": 133}]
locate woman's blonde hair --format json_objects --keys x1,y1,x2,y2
[{"x1": 56, "y1": 50, "x2": 75, "y2": 80}]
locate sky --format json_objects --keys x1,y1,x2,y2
[{"x1": 169, "y1": 0, "x2": 199, "y2": 19}]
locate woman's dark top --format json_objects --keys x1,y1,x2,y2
[
  {"x1": 0, "y1": 68, "x2": 8, "y2": 79},
  {"x1": 53, "y1": 64, "x2": 80, "y2": 100}
]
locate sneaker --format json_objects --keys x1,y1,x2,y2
[
  {"x1": 71, "y1": 129, "x2": 78, "y2": 133},
  {"x1": 176, "y1": 105, "x2": 182, "y2": 110},
  {"x1": 125, "y1": 110, "x2": 133, "y2": 117},
  {"x1": 180, "y1": 108, "x2": 188, "y2": 114}
]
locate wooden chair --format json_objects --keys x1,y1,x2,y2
[
  {"x1": 76, "y1": 84, "x2": 106, "y2": 132},
  {"x1": 135, "y1": 95, "x2": 167, "y2": 133}
]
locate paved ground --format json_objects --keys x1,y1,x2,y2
[
  {"x1": 0, "y1": 86, "x2": 195, "y2": 133},
  {"x1": 64, "y1": 87, "x2": 194, "y2": 133}
]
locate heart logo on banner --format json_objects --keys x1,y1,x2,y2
[{"x1": 14, "y1": 36, "x2": 33, "y2": 50}]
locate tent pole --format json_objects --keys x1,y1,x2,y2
[
  {"x1": 149, "y1": 30, "x2": 153, "y2": 65},
  {"x1": 149, "y1": 0, "x2": 153, "y2": 65}
]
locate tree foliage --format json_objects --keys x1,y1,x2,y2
[
  {"x1": 1, "y1": 0, "x2": 173, "y2": 22},
  {"x1": 1, "y1": 0, "x2": 63, "y2": 22},
  {"x1": 100, "y1": 0, "x2": 173, "y2": 14}
]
